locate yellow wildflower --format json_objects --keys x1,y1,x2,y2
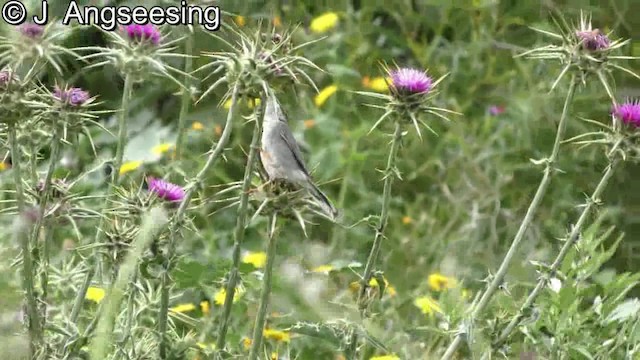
[
  {"x1": 402, "y1": 216, "x2": 412, "y2": 225},
  {"x1": 235, "y1": 16, "x2": 246, "y2": 27},
  {"x1": 271, "y1": 352, "x2": 278, "y2": 360},
  {"x1": 350, "y1": 277, "x2": 396, "y2": 297},
  {"x1": 428, "y1": 273, "x2": 457, "y2": 292},
  {"x1": 223, "y1": 98, "x2": 261, "y2": 110},
  {"x1": 263, "y1": 328, "x2": 291, "y2": 343},
  {"x1": 414, "y1": 296, "x2": 442, "y2": 316},
  {"x1": 151, "y1": 143, "x2": 174, "y2": 156},
  {"x1": 312, "y1": 264, "x2": 334, "y2": 273},
  {"x1": 0, "y1": 162, "x2": 8, "y2": 171},
  {"x1": 370, "y1": 356, "x2": 400, "y2": 360},
  {"x1": 242, "y1": 337, "x2": 252, "y2": 350},
  {"x1": 119, "y1": 160, "x2": 142, "y2": 175},
  {"x1": 273, "y1": 16, "x2": 282, "y2": 28},
  {"x1": 314, "y1": 85, "x2": 338, "y2": 107},
  {"x1": 169, "y1": 303, "x2": 196, "y2": 313},
  {"x1": 200, "y1": 300, "x2": 210, "y2": 314},
  {"x1": 303, "y1": 119, "x2": 316, "y2": 129},
  {"x1": 213, "y1": 286, "x2": 245, "y2": 305},
  {"x1": 310, "y1": 12, "x2": 339, "y2": 33},
  {"x1": 85, "y1": 287, "x2": 105, "y2": 303},
  {"x1": 242, "y1": 251, "x2": 267, "y2": 268},
  {"x1": 196, "y1": 342, "x2": 216, "y2": 350},
  {"x1": 191, "y1": 121, "x2": 204, "y2": 131},
  {"x1": 364, "y1": 76, "x2": 390, "y2": 92},
  {"x1": 369, "y1": 278, "x2": 397, "y2": 297}
]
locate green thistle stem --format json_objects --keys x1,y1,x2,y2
[
  {"x1": 440, "y1": 76, "x2": 577, "y2": 360},
  {"x1": 89, "y1": 207, "x2": 168, "y2": 360},
  {"x1": 31, "y1": 125, "x2": 63, "y2": 307},
  {"x1": 490, "y1": 155, "x2": 620, "y2": 352},
  {"x1": 174, "y1": 34, "x2": 194, "y2": 159},
  {"x1": 69, "y1": 72, "x2": 134, "y2": 323},
  {"x1": 216, "y1": 97, "x2": 265, "y2": 350},
  {"x1": 10, "y1": 126, "x2": 42, "y2": 353},
  {"x1": 157, "y1": 84, "x2": 242, "y2": 358},
  {"x1": 356, "y1": 121, "x2": 403, "y2": 311},
  {"x1": 248, "y1": 214, "x2": 279, "y2": 360}
]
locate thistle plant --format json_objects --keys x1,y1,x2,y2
[
  {"x1": 0, "y1": 22, "x2": 78, "y2": 74},
  {"x1": 174, "y1": 26, "x2": 195, "y2": 159},
  {"x1": 192, "y1": 24, "x2": 324, "y2": 351},
  {"x1": 441, "y1": 13, "x2": 640, "y2": 359},
  {"x1": 345, "y1": 65, "x2": 454, "y2": 357},
  {"x1": 355, "y1": 65, "x2": 453, "y2": 313},
  {"x1": 69, "y1": 23, "x2": 189, "y2": 323},
  {"x1": 482, "y1": 100, "x2": 640, "y2": 357}
]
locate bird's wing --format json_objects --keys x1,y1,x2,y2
[{"x1": 279, "y1": 127, "x2": 311, "y2": 177}]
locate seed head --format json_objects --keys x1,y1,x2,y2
[
  {"x1": 124, "y1": 24, "x2": 161, "y2": 45},
  {"x1": 147, "y1": 177, "x2": 185, "y2": 202},
  {"x1": 389, "y1": 68, "x2": 433, "y2": 95},
  {"x1": 53, "y1": 86, "x2": 90, "y2": 107},
  {"x1": 613, "y1": 99, "x2": 640, "y2": 127}
]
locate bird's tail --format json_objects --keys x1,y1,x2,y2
[{"x1": 304, "y1": 181, "x2": 339, "y2": 220}]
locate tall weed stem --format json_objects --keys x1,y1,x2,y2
[
  {"x1": 216, "y1": 96, "x2": 265, "y2": 349},
  {"x1": 11, "y1": 126, "x2": 42, "y2": 354},
  {"x1": 356, "y1": 121, "x2": 403, "y2": 311},
  {"x1": 174, "y1": 34, "x2": 194, "y2": 159},
  {"x1": 157, "y1": 84, "x2": 241, "y2": 358},
  {"x1": 490, "y1": 155, "x2": 620, "y2": 351},
  {"x1": 70, "y1": 73, "x2": 134, "y2": 322},
  {"x1": 441, "y1": 75, "x2": 577, "y2": 360},
  {"x1": 248, "y1": 214, "x2": 279, "y2": 360},
  {"x1": 89, "y1": 207, "x2": 168, "y2": 360}
]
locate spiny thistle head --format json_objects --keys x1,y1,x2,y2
[
  {"x1": 613, "y1": 99, "x2": 640, "y2": 127},
  {"x1": 53, "y1": 86, "x2": 91, "y2": 107},
  {"x1": 78, "y1": 25, "x2": 186, "y2": 87},
  {"x1": 520, "y1": 12, "x2": 637, "y2": 91},
  {"x1": 147, "y1": 177, "x2": 185, "y2": 203},
  {"x1": 389, "y1": 68, "x2": 433, "y2": 95},
  {"x1": 0, "y1": 67, "x2": 40, "y2": 126},
  {"x1": 356, "y1": 64, "x2": 456, "y2": 138},
  {"x1": 0, "y1": 23, "x2": 76, "y2": 74},
  {"x1": 197, "y1": 24, "x2": 322, "y2": 104},
  {"x1": 18, "y1": 23, "x2": 44, "y2": 39},
  {"x1": 124, "y1": 24, "x2": 162, "y2": 45}
]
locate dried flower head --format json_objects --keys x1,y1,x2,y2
[
  {"x1": 147, "y1": 177, "x2": 185, "y2": 202},
  {"x1": 53, "y1": 86, "x2": 90, "y2": 107},
  {"x1": 613, "y1": 99, "x2": 640, "y2": 127},
  {"x1": 0, "y1": 68, "x2": 16, "y2": 88},
  {"x1": 389, "y1": 68, "x2": 433, "y2": 95},
  {"x1": 124, "y1": 24, "x2": 161, "y2": 45},
  {"x1": 576, "y1": 29, "x2": 610, "y2": 51},
  {"x1": 19, "y1": 23, "x2": 44, "y2": 39}
]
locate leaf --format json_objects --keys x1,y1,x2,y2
[{"x1": 605, "y1": 299, "x2": 640, "y2": 324}]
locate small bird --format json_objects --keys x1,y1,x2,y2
[{"x1": 260, "y1": 89, "x2": 339, "y2": 219}]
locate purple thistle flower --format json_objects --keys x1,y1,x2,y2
[
  {"x1": 147, "y1": 177, "x2": 185, "y2": 202},
  {"x1": 19, "y1": 23, "x2": 44, "y2": 39},
  {"x1": 488, "y1": 105, "x2": 505, "y2": 116},
  {"x1": 53, "y1": 86, "x2": 90, "y2": 107},
  {"x1": 576, "y1": 29, "x2": 610, "y2": 51},
  {"x1": 124, "y1": 24, "x2": 161, "y2": 45},
  {"x1": 389, "y1": 68, "x2": 433, "y2": 95},
  {"x1": 613, "y1": 99, "x2": 640, "y2": 126}
]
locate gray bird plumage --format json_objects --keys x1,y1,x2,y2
[{"x1": 260, "y1": 89, "x2": 338, "y2": 219}]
